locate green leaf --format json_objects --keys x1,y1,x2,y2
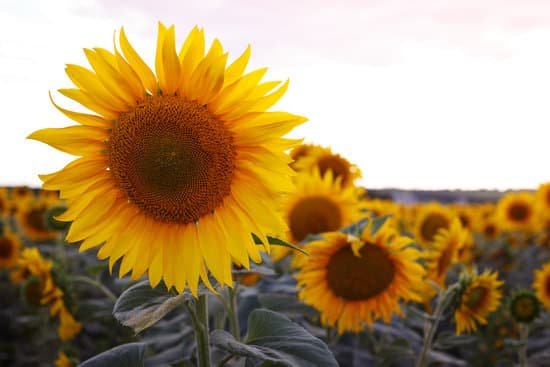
[
  {"x1": 252, "y1": 234, "x2": 309, "y2": 256},
  {"x1": 78, "y1": 343, "x2": 146, "y2": 367},
  {"x1": 211, "y1": 309, "x2": 338, "y2": 367},
  {"x1": 369, "y1": 215, "x2": 392, "y2": 236},
  {"x1": 113, "y1": 280, "x2": 192, "y2": 334}
]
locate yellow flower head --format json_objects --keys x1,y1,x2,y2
[
  {"x1": 28, "y1": 24, "x2": 306, "y2": 295},
  {"x1": 293, "y1": 146, "x2": 361, "y2": 187},
  {"x1": 496, "y1": 192, "x2": 537, "y2": 233},
  {"x1": 0, "y1": 231, "x2": 21, "y2": 268},
  {"x1": 296, "y1": 221, "x2": 425, "y2": 334},
  {"x1": 536, "y1": 182, "x2": 550, "y2": 220},
  {"x1": 16, "y1": 197, "x2": 60, "y2": 241},
  {"x1": 415, "y1": 202, "x2": 454, "y2": 245},
  {"x1": 55, "y1": 352, "x2": 73, "y2": 367},
  {"x1": 425, "y1": 218, "x2": 471, "y2": 287},
  {"x1": 273, "y1": 168, "x2": 364, "y2": 263},
  {"x1": 454, "y1": 270, "x2": 503, "y2": 334},
  {"x1": 533, "y1": 262, "x2": 550, "y2": 310}
]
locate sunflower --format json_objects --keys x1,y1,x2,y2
[
  {"x1": 55, "y1": 352, "x2": 72, "y2": 367},
  {"x1": 0, "y1": 187, "x2": 8, "y2": 217},
  {"x1": 10, "y1": 247, "x2": 52, "y2": 283},
  {"x1": 0, "y1": 231, "x2": 21, "y2": 268},
  {"x1": 289, "y1": 143, "x2": 323, "y2": 165},
  {"x1": 536, "y1": 182, "x2": 550, "y2": 219},
  {"x1": 273, "y1": 168, "x2": 364, "y2": 263},
  {"x1": 480, "y1": 215, "x2": 500, "y2": 240},
  {"x1": 424, "y1": 218, "x2": 470, "y2": 287},
  {"x1": 10, "y1": 186, "x2": 34, "y2": 201},
  {"x1": 295, "y1": 221, "x2": 425, "y2": 334},
  {"x1": 454, "y1": 271, "x2": 503, "y2": 334},
  {"x1": 293, "y1": 146, "x2": 361, "y2": 187},
  {"x1": 450, "y1": 204, "x2": 477, "y2": 231},
  {"x1": 508, "y1": 290, "x2": 540, "y2": 324},
  {"x1": 28, "y1": 24, "x2": 305, "y2": 295},
  {"x1": 415, "y1": 202, "x2": 454, "y2": 245},
  {"x1": 496, "y1": 192, "x2": 537, "y2": 232},
  {"x1": 533, "y1": 263, "x2": 550, "y2": 309},
  {"x1": 16, "y1": 197, "x2": 59, "y2": 241}
]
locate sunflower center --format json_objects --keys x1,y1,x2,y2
[
  {"x1": 465, "y1": 286, "x2": 488, "y2": 310},
  {"x1": 546, "y1": 190, "x2": 550, "y2": 207},
  {"x1": 0, "y1": 237, "x2": 13, "y2": 259},
  {"x1": 27, "y1": 208, "x2": 47, "y2": 231},
  {"x1": 508, "y1": 203, "x2": 529, "y2": 222},
  {"x1": 484, "y1": 223, "x2": 496, "y2": 238},
  {"x1": 326, "y1": 242, "x2": 395, "y2": 300},
  {"x1": 317, "y1": 155, "x2": 350, "y2": 185},
  {"x1": 109, "y1": 96, "x2": 236, "y2": 224},
  {"x1": 512, "y1": 297, "x2": 536, "y2": 320},
  {"x1": 420, "y1": 214, "x2": 449, "y2": 242},
  {"x1": 288, "y1": 196, "x2": 343, "y2": 242}
]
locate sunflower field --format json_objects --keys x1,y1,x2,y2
[{"x1": 1, "y1": 24, "x2": 550, "y2": 367}]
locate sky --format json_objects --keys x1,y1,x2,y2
[{"x1": 1, "y1": 0, "x2": 549, "y2": 190}]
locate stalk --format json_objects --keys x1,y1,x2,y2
[{"x1": 187, "y1": 294, "x2": 212, "y2": 367}]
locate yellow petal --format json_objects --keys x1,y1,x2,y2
[
  {"x1": 159, "y1": 25, "x2": 181, "y2": 95},
  {"x1": 119, "y1": 27, "x2": 158, "y2": 94},
  {"x1": 28, "y1": 126, "x2": 108, "y2": 156},
  {"x1": 209, "y1": 68, "x2": 267, "y2": 114},
  {"x1": 49, "y1": 92, "x2": 112, "y2": 128},
  {"x1": 224, "y1": 44, "x2": 251, "y2": 87},
  {"x1": 155, "y1": 22, "x2": 168, "y2": 94}
]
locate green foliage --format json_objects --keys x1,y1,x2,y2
[
  {"x1": 78, "y1": 343, "x2": 146, "y2": 367},
  {"x1": 211, "y1": 309, "x2": 338, "y2": 367}
]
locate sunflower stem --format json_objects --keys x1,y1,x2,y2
[
  {"x1": 227, "y1": 285, "x2": 241, "y2": 341},
  {"x1": 518, "y1": 323, "x2": 529, "y2": 367},
  {"x1": 189, "y1": 294, "x2": 212, "y2": 367},
  {"x1": 415, "y1": 285, "x2": 458, "y2": 367},
  {"x1": 72, "y1": 275, "x2": 117, "y2": 302}
]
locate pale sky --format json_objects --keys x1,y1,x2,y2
[{"x1": 1, "y1": 0, "x2": 549, "y2": 190}]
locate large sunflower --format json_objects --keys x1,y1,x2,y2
[
  {"x1": 424, "y1": 218, "x2": 470, "y2": 287},
  {"x1": 533, "y1": 262, "x2": 550, "y2": 309},
  {"x1": 272, "y1": 168, "x2": 363, "y2": 262},
  {"x1": 295, "y1": 221, "x2": 425, "y2": 334},
  {"x1": 293, "y1": 146, "x2": 361, "y2": 187},
  {"x1": 496, "y1": 192, "x2": 537, "y2": 233},
  {"x1": 454, "y1": 271, "x2": 503, "y2": 334},
  {"x1": 415, "y1": 202, "x2": 454, "y2": 245},
  {"x1": 28, "y1": 24, "x2": 305, "y2": 294},
  {"x1": 0, "y1": 231, "x2": 21, "y2": 268}
]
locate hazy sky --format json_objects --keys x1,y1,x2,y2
[{"x1": 1, "y1": 0, "x2": 549, "y2": 190}]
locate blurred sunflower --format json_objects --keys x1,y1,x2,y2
[
  {"x1": 480, "y1": 216, "x2": 500, "y2": 240},
  {"x1": 496, "y1": 192, "x2": 537, "y2": 232},
  {"x1": 425, "y1": 218, "x2": 470, "y2": 287},
  {"x1": 293, "y1": 146, "x2": 361, "y2": 187},
  {"x1": 289, "y1": 143, "x2": 323, "y2": 165},
  {"x1": 0, "y1": 187, "x2": 8, "y2": 217},
  {"x1": 533, "y1": 263, "x2": 550, "y2": 309},
  {"x1": 16, "y1": 198, "x2": 59, "y2": 241},
  {"x1": 10, "y1": 186, "x2": 34, "y2": 201},
  {"x1": 536, "y1": 182, "x2": 550, "y2": 219},
  {"x1": 29, "y1": 24, "x2": 305, "y2": 294},
  {"x1": 296, "y1": 221, "x2": 425, "y2": 334},
  {"x1": 55, "y1": 352, "x2": 72, "y2": 367},
  {"x1": 454, "y1": 271, "x2": 503, "y2": 334},
  {"x1": 0, "y1": 231, "x2": 21, "y2": 268},
  {"x1": 450, "y1": 204, "x2": 477, "y2": 231},
  {"x1": 415, "y1": 202, "x2": 454, "y2": 245},
  {"x1": 273, "y1": 168, "x2": 363, "y2": 263}
]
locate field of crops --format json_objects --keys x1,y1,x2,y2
[{"x1": 1, "y1": 22, "x2": 550, "y2": 367}]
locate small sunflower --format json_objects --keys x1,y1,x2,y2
[
  {"x1": 0, "y1": 231, "x2": 21, "y2": 268},
  {"x1": 28, "y1": 24, "x2": 306, "y2": 294},
  {"x1": 55, "y1": 352, "x2": 73, "y2": 367},
  {"x1": 536, "y1": 182, "x2": 550, "y2": 219},
  {"x1": 273, "y1": 168, "x2": 364, "y2": 262},
  {"x1": 425, "y1": 218, "x2": 470, "y2": 287},
  {"x1": 293, "y1": 146, "x2": 361, "y2": 187},
  {"x1": 480, "y1": 215, "x2": 500, "y2": 240},
  {"x1": 289, "y1": 143, "x2": 323, "y2": 165},
  {"x1": 295, "y1": 221, "x2": 425, "y2": 334},
  {"x1": 0, "y1": 187, "x2": 8, "y2": 217},
  {"x1": 450, "y1": 204, "x2": 477, "y2": 231},
  {"x1": 16, "y1": 197, "x2": 59, "y2": 241},
  {"x1": 496, "y1": 192, "x2": 537, "y2": 232},
  {"x1": 533, "y1": 263, "x2": 550, "y2": 309},
  {"x1": 508, "y1": 290, "x2": 540, "y2": 324},
  {"x1": 415, "y1": 202, "x2": 454, "y2": 245},
  {"x1": 454, "y1": 271, "x2": 503, "y2": 334}
]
